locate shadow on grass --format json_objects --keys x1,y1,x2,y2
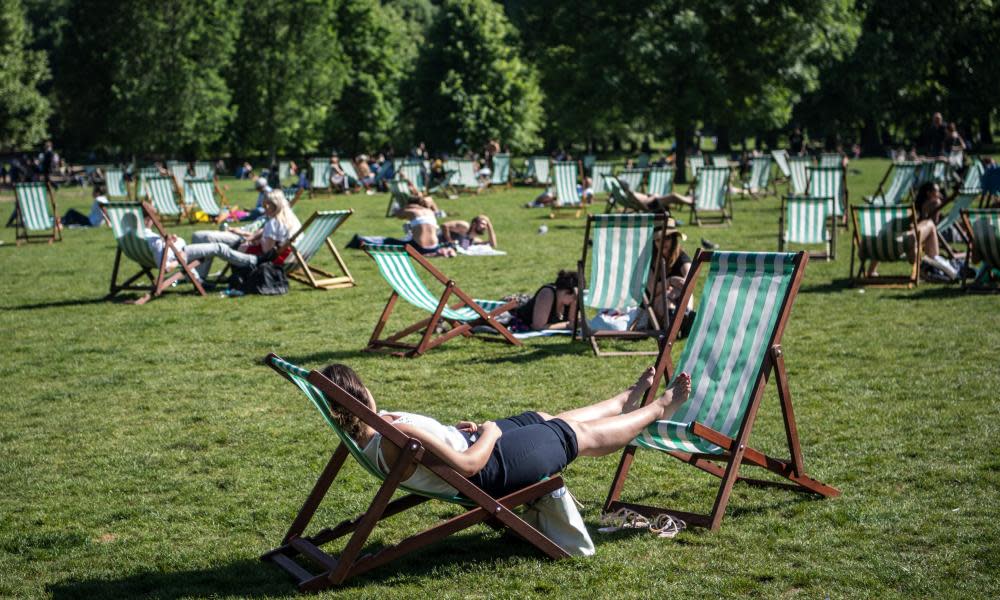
[
  {"x1": 798, "y1": 278, "x2": 854, "y2": 295},
  {"x1": 466, "y1": 340, "x2": 592, "y2": 364},
  {"x1": 9, "y1": 296, "x2": 109, "y2": 311},
  {"x1": 279, "y1": 348, "x2": 372, "y2": 364},
  {"x1": 885, "y1": 285, "x2": 967, "y2": 300}
]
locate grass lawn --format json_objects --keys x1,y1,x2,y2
[{"x1": 1, "y1": 159, "x2": 998, "y2": 599}]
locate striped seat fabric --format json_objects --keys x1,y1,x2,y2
[
  {"x1": 592, "y1": 161, "x2": 614, "y2": 193},
  {"x1": 341, "y1": 160, "x2": 360, "y2": 184},
  {"x1": 688, "y1": 155, "x2": 705, "y2": 178},
  {"x1": 290, "y1": 210, "x2": 351, "y2": 264},
  {"x1": 529, "y1": 156, "x2": 550, "y2": 185},
  {"x1": 867, "y1": 162, "x2": 918, "y2": 205},
  {"x1": 819, "y1": 153, "x2": 841, "y2": 167},
  {"x1": 784, "y1": 196, "x2": 830, "y2": 245},
  {"x1": 104, "y1": 167, "x2": 128, "y2": 197},
  {"x1": 491, "y1": 153, "x2": 510, "y2": 185},
  {"x1": 854, "y1": 205, "x2": 913, "y2": 261},
  {"x1": 368, "y1": 245, "x2": 505, "y2": 321},
  {"x1": 604, "y1": 177, "x2": 643, "y2": 213},
  {"x1": 454, "y1": 159, "x2": 479, "y2": 189},
  {"x1": 936, "y1": 192, "x2": 977, "y2": 234},
  {"x1": 633, "y1": 252, "x2": 797, "y2": 454},
  {"x1": 711, "y1": 154, "x2": 730, "y2": 168},
  {"x1": 746, "y1": 156, "x2": 772, "y2": 192},
  {"x1": 617, "y1": 169, "x2": 645, "y2": 192},
  {"x1": 193, "y1": 162, "x2": 214, "y2": 179},
  {"x1": 961, "y1": 161, "x2": 983, "y2": 194},
  {"x1": 399, "y1": 160, "x2": 424, "y2": 190},
  {"x1": 694, "y1": 166, "x2": 729, "y2": 212},
  {"x1": 188, "y1": 178, "x2": 222, "y2": 216},
  {"x1": 145, "y1": 176, "x2": 181, "y2": 219},
  {"x1": 788, "y1": 157, "x2": 810, "y2": 194},
  {"x1": 553, "y1": 161, "x2": 581, "y2": 208},
  {"x1": 583, "y1": 214, "x2": 656, "y2": 310},
  {"x1": 14, "y1": 183, "x2": 54, "y2": 231},
  {"x1": 136, "y1": 167, "x2": 160, "y2": 198},
  {"x1": 771, "y1": 149, "x2": 791, "y2": 178},
  {"x1": 967, "y1": 209, "x2": 1000, "y2": 268},
  {"x1": 311, "y1": 158, "x2": 331, "y2": 189},
  {"x1": 105, "y1": 203, "x2": 157, "y2": 268},
  {"x1": 386, "y1": 178, "x2": 415, "y2": 216},
  {"x1": 279, "y1": 161, "x2": 291, "y2": 180},
  {"x1": 807, "y1": 166, "x2": 844, "y2": 216},
  {"x1": 647, "y1": 167, "x2": 674, "y2": 196},
  {"x1": 169, "y1": 163, "x2": 189, "y2": 186}
]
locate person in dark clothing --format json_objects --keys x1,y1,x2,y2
[
  {"x1": 513, "y1": 270, "x2": 579, "y2": 331},
  {"x1": 922, "y1": 112, "x2": 948, "y2": 157},
  {"x1": 789, "y1": 128, "x2": 805, "y2": 155}
]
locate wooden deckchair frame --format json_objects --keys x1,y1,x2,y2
[
  {"x1": 574, "y1": 213, "x2": 668, "y2": 357},
  {"x1": 144, "y1": 175, "x2": 186, "y2": 224},
  {"x1": 104, "y1": 201, "x2": 206, "y2": 305},
  {"x1": 603, "y1": 250, "x2": 839, "y2": 531},
  {"x1": 849, "y1": 204, "x2": 921, "y2": 288},
  {"x1": 260, "y1": 354, "x2": 568, "y2": 592},
  {"x1": 363, "y1": 244, "x2": 522, "y2": 357},
  {"x1": 283, "y1": 210, "x2": 356, "y2": 290},
  {"x1": 13, "y1": 181, "x2": 61, "y2": 245},
  {"x1": 778, "y1": 195, "x2": 836, "y2": 261}
]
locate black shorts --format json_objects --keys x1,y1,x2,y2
[{"x1": 468, "y1": 411, "x2": 579, "y2": 497}]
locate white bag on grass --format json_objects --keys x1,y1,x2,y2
[{"x1": 521, "y1": 485, "x2": 595, "y2": 557}]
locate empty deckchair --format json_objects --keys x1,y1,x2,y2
[
  {"x1": 807, "y1": 166, "x2": 846, "y2": 225},
  {"x1": 13, "y1": 182, "x2": 61, "y2": 245},
  {"x1": 363, "y1": 244, "x2": 522, "y2": 357},
  {"x1": 865, "y1": 161, "x2": 918, "y2": 206},
  {"x1": 279, "y1": 161, "x2": 291, "y2": 181},
  {"x1": 788, "y1": 156, "x2": 810, "y2": 195},
  {"x1": 453, "y1": 159, "x2": 481, "y2": 192},
  {"x1": 850, "y1": 204, "x2": 920, "y2": 288},
  {"x1": 104, "y1": 167, "x2": 129, "y2": 198},
  {"x1": 742, "y1": 156, "x2": 773, "y2": 198},
  {"x1": 103, "y1": 201, "x2": 206, "y2": 304},
  {"x1": 144, "y1": 175, "x2": 184, "y2": 223},
  {"x1": 187, "y1": 178, "x2": 225, "y2": 222},
  {"x1": 647, "y1": 167, "x2": 675, "y2": 197},
  {"x1": 282, "y1": 210, "x2": 355, "y2": 290},
  {"x1": 340, "y1": 160, "x2": 361, "y2": 190},
  {"x1": 688, "y1": 155, "x2": 705, "y2": 179},
  {"x1": 711, "y1": 154, "x2": 730, "y2": 168},
  {"x1": 193, "y1": 162, "x2": 214, "y2": 179},
  {"x1": 689, "y1": 166, "x2": 732, "y2": 226},
  {"x1": 528, "y1": 156, "x2": 550, "y2": 185},
  {"x1": 260, "y1": 354, "x2": 568, "y2": 592},
  {"x1": 576, "y1": 213, "x2": 665, "y2": 356},
  {"x1": 935, "y1": 191, "x2": 978, "y2": 257},
  {"x1": 310, "y1": 158, "x2": 331, "y2": 195},
  {"x1": 617, "y1": 169, "x2": 645, "y2": 193},
  {"x1": 819, "y1": 153, "x2": 841, "y2": 167},
  {"x1": 771, "y1": 149, "x2": 791, "y2": 181},
  {"x1": 960, "y1": 161, "x2": 984, "y2": 194},
  {"x1": 604, "y1": 250, "x2": 839, "y2": 530},
  {"x1": 490, "y1": 153, "x2": 511, "y2": 187},
  {"x1": 779, "y1": 196, "x2": 835, "y2": 260},
  {"x1": 960, "y1": 209, "x2": 1000, "y2": 291},
  {"x1": 136, "y1": 167, "x2": 160, "y2": 199},
  {"x1": 551, "y1": 161, "x2": 584, "y2": 219},
  {"x1": 592, "y1": 161, "x2": 615, "y2": 194},
  {"x1": 398, "y1": 160, "x2": 425, "y2": 192}
]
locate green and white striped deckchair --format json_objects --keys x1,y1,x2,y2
[
  {"x1": 647, "y1": 167, "x2": 674, "y2": 197},
  {"x1": 960, "y1": 209, "x2": 1000, "y2": 291},
  {"x1": 187, "y1": 178, "x2": 224, "y2": 220},
  {"x1": 310, "y1": 158, "x2": 331, "y2": 193},
  {"x1": 931, "y1": 160, "x2": 947, "y2": 185},
  {"x1": 819, "y1": 153, "x2": 841, "y2": 168},
  {"x1": 935, "y1": 192, "x2": 978, "y2": 258},
  {"x1": 13, "y1": 182, "x2": 60, "y2": 245},
  {"x1": 282, "y1": 210, "x2": 355, "y2": 290},
  {"x1": 711, "y1": 154, "x2": 730, "y2": 168},
  {"x1": 807, "y1": 166, "x2": 845, "y2": 219},
  {"x1": 278, "y1": 161, "x2": 291, "y2": 181},
  {"x1": 144, "y1": 176, "x2": 183, "y2": 223},
  {"x1": 136, "y1": 167, "x2": 160, "y2": 199},
  {"x1": 386, "y1": 178, "x2": 419, "y2": 217},
  {"x1": 104, "y1": 201, "x2": 205, "y2": 304},
  {"x1": 960, "y1": 161, "x2": 983, "y2": 194},
  {"x1": 398, "y1": 160, "x2": 425, "y2": 192},
  {"x1": 690, "y1": 166, "x2": 732, "y2": 226},
  {"x1": 688, "y1": 155, "x2": 705, "y2": 179},
  {"x1": 260, "y1": 354, "x2": 567, "y2": 591},
  {"x1": 583, "y1": 154, "x2": 597, "y2": 172},
  {"x1": 617, "y1": 169, "x2": 645, "y2": 193},
  {"x1": 592, "y1": 161, "x2": 615, "y2": 194},
  {"x1": 104, "y1": 167, "x2": 129, "y2": 198},
  {"x1": 528, "y1": 156, "x2": 550, "y2": 185},
  {"x1": 743, "y1": 156, "x2": 773, "y2": 197},
  {"x1": 551, "y1": 161, "x2": 583, "y2": 218},
  {"x1": 453, "y1": 159, "x2": 480, "y2": 192},
  {"x1": 169, "y1": 163, "x2": 189, "y2": 188},
  {"x1": 490, "y1": 153, "x2": 511, "y2": 187},
  {"x1": 604, "y1": 250, "x2": 838, "y2": 530},
  {"x1": 636, "y1": 153, "x2": 651, "y2": 169},
  {"x1": 363, "y1": 244, "x2": 521, "y2": 356},
  {"x1": 577, "y1": 213, "x2": 664, "y2": 356},
  {"x1": 850, "y1": 204, "x2": 919, "y2": 287},
  {"x1": 340, "y1": 160, "x2": 361, "y2": 189},
  {"x1": 771, "y1": 149, "x2": 791, "y2": 179},
  {"x1": 193, "y1": 162, "x2": 214, "y2": 179},
  {"x1": 779, "y1": 196, "x2": 834, "y2": 260},
  {"x1": 866, "y1": 161, "x2": 918, "y2": 206},
  {"x1": 788, "y1": 156, "x2": 810, "y2": 195}
]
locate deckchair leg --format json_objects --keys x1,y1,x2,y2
[
  {"x1": 368, "y1": 293, "x2": 400, "y2": 348},
  {"x1": 603, "y1": 446, "x2": 638, "y2": 513},
  {"x1": 282, "y1": 444, "x2": 350, "y2": 545},
  {"x1": 414, "y1": 286, "x2": 455, "y2": 356},
  {"x1": 772, "y1": 347, "x2": 804, "y2": 474}
]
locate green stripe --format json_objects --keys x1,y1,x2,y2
[
  {"x1": 14, "y1": 183, "x2": 54, "y2": 231},
  {"x1": 292, "y1": 211, "x2": 350, "y2": 261},
  {"x1": 554, "y1": 162, "x2": 580, "y2": 207}
]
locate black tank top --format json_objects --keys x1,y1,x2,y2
[{"x1": 515, "y1": 284, "x2": 563, "y2": 327}]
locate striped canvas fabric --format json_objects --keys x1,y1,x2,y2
[
  {"x1": 582, "y1": 154, "x2": 597, "y2": 171},
  {"x1": 854, "y1": 205, "x2": 913, "y2": 261},
  {"x1": 688, "y1": 156, "x2": 705, "y2": 178},
  {"x1": 784, "y1": 196, "x2": 830, "y2": 245},
  {"x1": 368, "y1": 246, "x2": 505, "y2": 321},
  {"x1": 290, "y1": 210, "x2": 351, "y2": 263},
  {"x1": 388, "y1": 178, "x2": 415, "y2": 214},
  {"x1": 181, "y1": 179, "x2": 196, "y2": 205},
  {"x1": 936, "y1": 193, "x2": 977, "y2": 233},
  {"x1": 14, "y1": 183, "x2": 54, "y2": 231},
  {"x1": 711, "y1": 155, "x2": 730, "y2": 167},
  {"x1": 279, "y1": 161, "x2": 291, "y2": 180},
  {"x1": 868, "y1": 162, "x2": 918, "y2": 205},
  {"x1": 807, "y1": 166, "x2": 844, "y2": 216},
  {"x1": 967, "y1": 210, "x2": 1000, "y2": 268},
  {"x1": 695, "y1": 167, "x2": 729, "y2": 211},
  {"x1": 583, "y1": 214, "x2": 656, "y2": 310},
  {"x1": 819, "y1": 153, "x2": 841, "y2": 167},
  {"x1": 188, "y1": 179, "x2": 221, "y2": 216},
  {"x1": 455, "y1": 159, "x2": 479, "y2": 189},
  {"x1": 137, "y1": 167, "x2": 159, "y2": 198},
  {"x1": 104, "y1": 167, "x2": 128, "y2": 197},
  {"x1": 106, "y1": 203, "x2": 157, "y2": 268},
  {"x1": 341, "y1": 160, "x2": 360, "y2": 183},
  {"x1": 771, "y1": 149, "x2": 791, "y2": 178},
  {"x1": 530, "y1": 157, "x2": 550, "y2": 185},
  {"x1": 748, "y1": 156, "x2": 772, "y2": 191},
  {"x1": 311, "y1": 158, "x2": 331, "y2": 189},
  {"x1": 491, "y1": 154, "x2": 510, "y2": 185},
  {"x1": 145, "y1": 176, "x2": 180, "y2": 217},
  {"x1": 961, "y1": 162, "x2": 983, "y2": 194},
  {"x1": 553, "y1": 161, "x2": 581, "y2": 207},
  {"x1": 788, "y1": 157, "x2": 810, "y2": 194},
  {"x1": 193, "y1": 162, "x2": 214, "y2": 179},
  {"x1": 617, "y1": 169, "x2": 645, "y2": 192},
  {"x1": 399, "y1": 161, "x2": 424, "y2": 189},
  {"x1": 633, "y1": 252, "x2": 797, "y2": 455},
  {"x1": 932, "y1": 161, "x2": 946, "y2": 182},
  {"x1": 647, "y1": 167, "x2": 674, "y2": 196},
  {"x1": 169, "y1": 163, "x2": 189, "y2": 185},
  {"x1": 592, "y1": 161, "x2": 614, "y2": 193}
]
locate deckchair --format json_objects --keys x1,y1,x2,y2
[
  {"x1": 603, "y1": 251, "x2": 838, "y2": 530},
  {"x1": 259, "y1": 354, "x2": 568, "y2": 592},
  {"x1": 592, "y1": 161, "x2": 615, "y2": 194},
  {"x1": 279, "y1": 161, "x2": 291, "y2": 181},
  {"x1": 490, "y1": 153, "x2": 511, "y2": 187},
  {"x1": 385, "y1": 178, "x2": 418, "y2": 217},
  {"x1": 850, "y1": 204, "x2": 920, "y2": 288},
  {"x1": 819, "y1": 153, "x2": 841, "y2": 168},
  {"x1": 340, "y1": 160, "x2": 361, "y2": 190},
  {"x1": 282, "y1": 210, "x2": 355, "y2": 290},
  {"x1": 689, "y1": 166, "x2": 732, "y2": 226},
  {"x1": 576, "y1": 213, "x2": 665, "y2": 356},
  {"x1": 960, "y1": 209, "x2": 1000, "y2": 291},
  {"x1": 582, "y1": 154, "x2": 597, "y2": 172},
  {"x1": 711, "y1": 154, "x2": 730, "y2": 168},
  {"x1": 398, "y1": 160, "x2": 425, "y2": 192},
  {"x1": 807, "y1": 166, "x2": 847, "y2": 226},
  {"x1": 144, "y1": 175, "x2": 184, "y2": 223},
  {"x1": 617, "y1": 169, "x2": 645, "y2": 193},
  {"x1": 647, "y1": 167, "x2": 675, "y2": 197},
  {"x1": 136, "y1": 167, "x2": 160, "y2": 199},
  {"x1": 363, "y1": 244, "x2": 522, "y2": 357},
  {"x1": 13, "y1": 182, "x2": 61, "y2": 245},
  {"x1": 169, "y1": 163, "x2": 189, "y2": 188},
  {"x1": 779, "y1": 196, "x2": 835, "y2": 260},
  {"x1": 310, "y1": 158, "x2": 331, "y2": 195},
  {"x1": 528, "y1": 156, "x2": 550, "y2": 185},
  {"x1": 193, "y1": 162, "x2": 214, "y2": 179},
  {"x1": 788, "y1": 156, "x2": 810, "y2": 195},
  {"x1": 636, "y1": 153, "x2": 651, "y2": 169},
  {"x1": 960, "y1": 161, "x2": 983, "y2": 194},
  {"x1": 604, "y1": 177, "x2": 655, "y2": 214},
  {"x1": 933, "y1": 191, "x2": 978, "y2": 258},
  {"x1": 453, "y1": 159, "x2": 481, "y2": 192},
  {"x1": 187, "y1": 178, "x2": 226, "y2": 222},
  {"x1": 551, "y1": 161, "x2": 584, "y2": 218},
  {"x1": 285, "y1": 186, "x2": 305, "y2": 208},
  {"x1": 104, "y1": 167, "x2": 129, "y2": 198},
  {"x1": 688, "y1": 155, "x2": 705, "y2": 179},
  {"x1": 865, "y1": 161, "x2": 918, "y2": 206},
  {"x1": 742, "y1": 156, "x2": 773, "y2": 198},
  {"x1": 771, "y1": 149, "x2": 791, "y2": 181},
  {"x1": 103, "y1": 201, "x2": 206, "y2": 304}
]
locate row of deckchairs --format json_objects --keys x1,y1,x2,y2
[
  {"x1": 142, "y1": 176, "x2": 227, "y2": 223},
  {"x1": 103, "y1": 163, "x2": 215, "y2": 201}
]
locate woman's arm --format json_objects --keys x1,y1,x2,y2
[
  {"x1": 482, "y1": 217, "x2": 497, "y2": 248},
  {"x1": 530, "y1": 287, "x2": 556, "y2": 330},
  {"x1": 393, "y1": 422, "x2": 501, "y2": 477}
]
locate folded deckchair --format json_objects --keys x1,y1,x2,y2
[
  {"x1": 576, "y1": 213, "x2": 665, "y2": 356},
  {"x1": 647, "y1": 167, "x2": 675, "y2": 197},
  {"x1": 527, "y1": 156, "x2": 550, "y2": 185},
  {"x1": 490, "y1": 153, "x2": 511, "y2": 187},
  {"x1": 865, "y1": 161, "x2": 918, "y2": 206},
  {"x1": 363, "y1": 244, "x2": 522, "y2": 357},
  {"x1": 743, "y1": 156, "x2": 773, "y2": 198},
  {"x1": 617, "y1": 169, "x2": 645, "y2": 193},
  {"x1": 398, "y1": 160, "x2": 425, "y2": 192},
  {"x1": 103, "y1": 201, "x2": 206, "y2": 304},
  {"x1": 104, "y1": 167, "x2": 129, "y2": 198},
  {"x1": 144, "y1": 175, "x2": 184, "y2": 223},
  {"x1": 779, "y1": 195, "x2": 835, "y2": 260},
  {"x1": 688, "y1": 155, "x2": 705, "y2": 179},
  {"x1": 807, "y1": 166, "x2": 847, "y2": 226},
  {"x1": 260, "y1": 354, "x2": 568, "y2": 592},
  {"x1": 310, "y1": 158, "x2": 331, "y2": 195},
  {"x1": 282, "y1": 210, "x2": 355, "y2": 290},
  {"x1": 771, "y1": 149, "x2": 791, "y2": 181},
  {"x1": 711, "y1": 154, "x2": 730, "y2": 168},
  {"x1": 603, "y1": 250, "x2": 839, "y2": 530},
  {"x1": 187, "y1": 178, "x2": 226, "y2": 222},
  {"x1": 960, "y1": 209, "x2": 1000, "y2": 291},
  {"x1": 850, "y1": 204, "x2": 920, "y2": 288},
  {"x1": 819, "y1": 153, "x2": 841, "y2": 168},
  {"x1": 788, "y1": 156, "x2": 810, "y2": 195},
  {"x1": 193, "y1": 162, "x2": 214, "y2": 179},
  {"x1": 689, "y1": 166, "x2": 732, "y2": 226},
  {"x1": 551, "y1": 161, "x2": 583, "y2": 219},
  {"x1": 592, "y1": 161, "x2": 615, "y2": 194},
  {"x1": 13, "y1": 182, "x2": 61, "y2": 245}
]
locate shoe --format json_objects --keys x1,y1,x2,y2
[
  {"x1": 365, "y1": 189, "x2": 375, "y2": 195},
  {"x1": 701, "y1": 238, "x2": 719, "y2": 250},
  {"x1": 597, "y1": 508, "x2": 650, "y2": 534},
  {"x1": 649, "y1": 513, "x2": 686, "y2": 539}
]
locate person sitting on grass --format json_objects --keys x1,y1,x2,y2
[
  {"x1": 60, "y1": 184, "x2": 108, "y2": 228},
  {"x1": 320, "y1": 363, "x2": 691, "y2": 499},
  {"x1": 509, "y1": 270, "x2": 579, "y2": 331},
  {"x1": 439, "y1": 214, "x2": 497, "y2": 248},
  {"x1": 867, "y1": 181, "x2": 957, "y2": 281}
]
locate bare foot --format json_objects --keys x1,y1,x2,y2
[
  {"x1": 622, "y1": 367, "x2": 656, "y2": 413},
  {"x1": 655, "y1": 372, "x2": 691, "y2": 419}
]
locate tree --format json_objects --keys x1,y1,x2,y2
[
  {"x1": 0, "y1": 0, "x2": 51, "y2": 151},
  {"x1": 411, "y1": 0, "x2": 544, "y2": 153}
]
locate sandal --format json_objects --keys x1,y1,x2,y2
[
  {"x1": 648, "y1": 513, "x2": 686, "y2": 538},
  {"x1": 597, "y1": 508, "x2": 650, "y2": 534}
]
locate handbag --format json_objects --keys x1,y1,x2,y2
[{"x1": 521, "y1": 485, "x2": 595, "y2": 557}]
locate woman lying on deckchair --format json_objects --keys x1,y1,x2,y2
[
  {"x1": 619, "y1": 180, "x2": 692, "y2": 211},
  {"x1": 321, "y1": 364, "x2": 691, "y2": 498}
]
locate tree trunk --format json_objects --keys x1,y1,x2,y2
[
  {"x1": 612, "y1": 137, "x2": 622, "y2": 152},
  {"x1": 675, "y1": 124, "x2": 690, "y2": 184},
  {"x1": 764, "y1": 130, "x2": 778, "y2": 149},
  {"x1": 979, "y1": 112, "x2": 993, "y2": 146},
  {"x1": 716, "y1": 126, "x2": 731, "y2": 153},
  {"x1": 860, "y1": 116, "x2": 881, "y2": 157}
]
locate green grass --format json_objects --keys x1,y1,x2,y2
[{"x1": 1, "y1": 160, "x2": 998, "y2": 599}]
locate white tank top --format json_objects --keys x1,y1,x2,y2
[{"x1": 361, "y1": 411, "x2": 469, "y2": 497}]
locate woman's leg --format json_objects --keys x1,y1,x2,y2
[
  {"x1": 553, "y1": 367, "x2": 657, "y2": 423},
  {"x1": 917, "y1": 220, "x2": 939, "y2": 257},
  {"x1": 660, "y1": 192, "x2": 694, "y2": 207}
]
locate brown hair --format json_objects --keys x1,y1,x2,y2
[
  {"x1": 320, "y1": 364, "x2": 372, "y2": 442},
  {"x1": 656, "y1": 234, "x2": 683, "y2": 269}
]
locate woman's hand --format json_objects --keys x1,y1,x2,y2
[
  {"x1": 455, "y1": 421, "x2": 478, "y2": 434},
  {"x1": 478, "y1": 421, "x2": 501, "y2": 439}
]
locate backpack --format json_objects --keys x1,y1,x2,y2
[{"x1": 228, "y1": 262, "x2": 289, "y2": 295}]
